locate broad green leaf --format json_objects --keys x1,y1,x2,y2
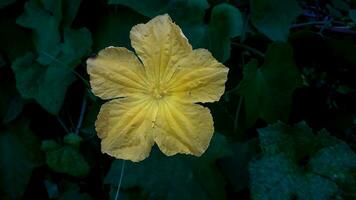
[
  {"x1": 45, "y1": 145, "x2": 90, "y2": 177},
  {"x1": 208, "y1": 3, "x2": 243, "y2": 62},
  {"x1": 12, "y1": 53, "x2": 75, "y2": 114},
  {"x1": 258, "y1": 121, "x2": 314, "y2": 161},
  {"x1": 16, "y1": 0, "x2": 62, "y2": 56},
  {"x1": 350, "y1": 9, "x2": 356, "y2": 23},
  {"x1": 108, "y1": 0, "x2": 209, "y2": 48},
  {"x1": 0, "y1": 121, "x2": 43, "y2": 199},
  {"x1": 251, "y1": 0, "x2": 302, "y2": 41},
  {"x1": 249, "y1": 121, "x2": 356, "y2": 200},
  {"x1": 14, "y1": 0, "x2": 91, "y2": 114},
  {"x1": 249, "y1": 154, "x2": 338, "y2": 200},
  {"x1": 59, "y1": 28, "x2": 92, "y2": 66},
  {"x1": 105, "y1": 134, "x2": 229, "y2": 200},
  {"x1": 309, "y1": 143, "x2": 356, "y2": 185},
  {"x1": 237, "y1": 43, "x2": 302, "y2": 126}
]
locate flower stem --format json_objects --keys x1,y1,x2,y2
[{"x1": 114, "y1": 160, "x2": 126, "y2": 200}]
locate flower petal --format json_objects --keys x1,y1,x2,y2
[
  {"x1": 87, "y1": 47, "x2": 149, "y2": 100},
  {"x1": 96, "y1": 97, "x2": 156, "y2": 162},
  {"x1": 153, "y1": 99, "x2": 214, "y2": 156},
  {"x1": 130, "y1": 14, "x2": 192, "y2": 83},
  {"x1": 167, "y1": 49, "x2": 229, "y2": 103}
]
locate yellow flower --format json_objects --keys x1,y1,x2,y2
[{"x1": 87, "y1": 14, "x2": 229, "y2": 162}]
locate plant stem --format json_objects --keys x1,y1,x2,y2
[
  {"x1": 75, "y1": 96, "x2": 87, "y2": 135},
  {"x1": 114, "y1": 160, "x2": 126, "y2": 200}
]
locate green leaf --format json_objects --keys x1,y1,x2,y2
[
  {"x1": 249, "y1": 154, "x2": 338, "y2": 200},
  {"x1": 59, "y1": 188, "x2": 92, "y2": 200},
  {"x1": 12, "y1": 53, "x2": 76, "y2": 114},
  {"x1": 219, "y1": 139, "x2": 259, "y2": 192},
  {"x1": 63, "y1": 133, "x2": 82, "y2": 149},
  {"x1": 249, "y1": 121, "x2": 356, "y2": 200},
  {"x1": 59, "y1": 28, "x2": 92, "y2": 66},
  {"x1": 251, "y1": 0, "x2": 302, "y2": 41},
  {"x1": 350, "y1": 9, "x2": 356, "y2": 23},
  {"x1": 208, "y1": 3, "x2": 243, "y2": 62},
  {"x1": 13, "y1": 0, "x2": 91, "y2": 114},
  {"x1": 105, "y1": 134, "x2": 229, "y2": 200},
  {"x1": 61, "y1": 0, "x2": 82, "y2": 27},
  {"x1": 16, "y1": 0, "x2": 62, "y2": 56},
  {"x1": 0, "y1": 121, "x2": 43, "y2": 199},
  {"x1": 108, "y1": 0, "x2": 209, "y2": 48},
  {"x1": 258, "y1": 121, "x2": 314, "y2": 161},
  {"x1": 2, "y1": 94, "x2": 24, "y2": 124},
  {"x1": 309, "y1": 143, "x2": 356, "y2": 185},
  {"x1": 45, "y1": 146, "x2": 90, "y2": 177},
  {"x1": 41, "y1": 140, "x2": 61, "y2": 152},
  {"x1": 237, "y1": 43, "x2": 302, "y2": 126},
  {"x1": 93, "y1": 9, "x2": 148, "y2": 50}
]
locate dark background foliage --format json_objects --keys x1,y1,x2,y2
[{"x1": 1, "y1": 0, "x2": 356, "y2": 199}]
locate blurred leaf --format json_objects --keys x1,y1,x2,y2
[
  {"x1": 219, "y1": 139, "x2": 259, "y2": 192},
  {"x1": 44, "y1": 180, "x2": 59, "y2": 199},
  {"x1": 249, "y1": 121, "x2": 356, "y2": 200},
  {"x1": 0, "y1": 121, "x2": 43, "y2": 199},
  {"x1": 45, "y1": 145, "x2": 90, "y2": 177},
  {"x1": 251, "y1": 0, "x2": 302, "y2": 41},
  {"x1": 63, "y1": 133, "x2": 82, "y2": 149},
  {"x1": 12, "y1": 52, "x2": 75, "y2": 114},
  {"x1": 0, "y1": 80, "x2": 24, "y2": 124},
  {"x1": 61, "y1": 0, "x2": 82, "y2": 27},
  {"x1": 208, "y1": 3, "x2": 243, "y2": 62},
  {"x1": 105, "y1": 134, "x2": 229, "y2": 200},
  {"x1": 330, "y1": 0, "x2": 350, "y2": 11},
  {"x1": 3, "y1": 93, "x2": 24, "y2": 124},
  {"x1": 59, "y1": 188, "x2": 92, "y2": 200},
  {"x1": 41, "y1": 140, "x2": 61, "y2": 152},
  {"x1": 350, "y1": 9, "x2": 356, "y2": 23},
  {"x1": 93, "y1": 9, "x2": 148, "y2": 50},
  {"x1": 237, "y1": 43, "x2": 302, "y2": 126},
  {"x1": 108, "y1": 0, "x2": 209, "y2": 48},
  {"x1": 108, "y1": 0, "x2": 208, "y2": 24},
  {"x1": 0, "y1": 0, "x2": 16, "y2": 9}
]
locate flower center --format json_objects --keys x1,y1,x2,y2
[{"x1": 150, "y1": 85, "x2": 167, "y2": 99}]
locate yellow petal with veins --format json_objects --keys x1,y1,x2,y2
[
  {"x1": 167, "y1": 49, "x2": 229, "y2": 103},
  {"x1": 87, "y1": 47, "x2": 149, "y2": 100},
  {"x1": 96, "y1": 97, "x2": 157, "y2": 162},
  {"x1": 153, "y1": 98, "x2": 214, "y2": 156},
  {"x1": 130, "y1": 14, "x2": 192, "y2": 83}
]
